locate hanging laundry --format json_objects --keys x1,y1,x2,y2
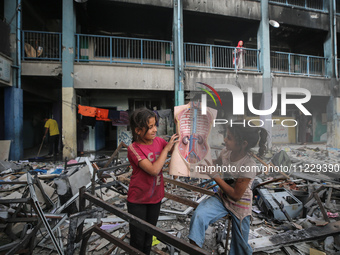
[
  {"x1": 108, "y1": 110, "x2": 120, "y2": 120},
  {"x1": 82, "y1": 116, "x2": 96, "y2": 127},
  {"x1": 96, "y1": 108, "x2": 111, "y2": 121},
  {"x1": 112, "y1": 111, "x2": 129, "y2": 126},
  {"x1": 157, "y1": 109, "x2": 173, "y2": 126},
  {"x1": 78, "y1": 105, "x2": 97, "y2": 117},
  {"x1": 153, "y1": 110, "x2": 159, "y2": 126}
]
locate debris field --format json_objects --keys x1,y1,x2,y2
[{"x1": 1, "y1": 143, "x2": 340, "y2": 255}]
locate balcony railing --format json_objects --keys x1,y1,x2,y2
[
  {"x1": 271, "y1": 51, "x2": 327, "y2": 77},
  {"x1": 22, "y1": 30, "x2": 62, "y2": 61},
  {"x1": 270, "y1": 0, "x2": 325, "y2": 11},
  {"x1": 184, "y1": 43, "x2": 260, "y2": 71},
  {"x1": 75, "y1": 34, "x2": 173, "y2": 66},
  {"x1": 22, "y1": 31, "x2": 329, "y2": 78}
]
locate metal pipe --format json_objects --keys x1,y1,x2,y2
[
  {"x1": 17, "y1": 0, "x2": 21, "y2": 89},
  {"x1": 173, "y1": 0, "x2": 184, "y2": 106},
  {"x1": 333, "y1": 0, "x2": 338, "y2": 80}
]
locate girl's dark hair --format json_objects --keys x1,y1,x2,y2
[
  {"x1": 129, "y1": 108, "x2": 158, "y2": 142},
  {"x1": 227, "y1": 122, "x2": 268, "y2": 157}
]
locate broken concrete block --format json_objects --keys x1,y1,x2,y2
[
  {"x1": 172, "y1": 223, "x2": 185, "y2": 231},
  {"x1": 11, "y1": 222, "x2": 25, "y2": 236},
  {"x1": 69, "y1": 165, "x2": 92, "y2": 196},
  {"x1": 324, "y1": 236, "x2": 335, "y2": 253},
  {"x1": 0, "y1": 160, "x2": 22, "y2": 172},
  {"x1": 34, "y1": 182, "x2": 54, "y2": 207},
  {"x1": 2, "y1": 191, "x2": 22, "y2": 200}
]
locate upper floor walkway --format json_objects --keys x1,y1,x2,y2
[{"x1": 22, "y1": 31, "x2": 332, "y2": 79}]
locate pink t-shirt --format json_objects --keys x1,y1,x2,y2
[{"x1": 127, "y1": 137, "x2": 168, "y2": 204}]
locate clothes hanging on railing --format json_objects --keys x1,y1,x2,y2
[
  {"x1": 112, "y1": 111, "x2": 129, "y2": 126},
  {"x1": 96, "y1": 108, "x2": 111, "y2": 121},
  {"x1": 78, "y1": 105, "x2": 97, "y2": 117},
  {"x1": 81, "y1": 116, "x2": 96, "y2": 128},
  {"x1": 108, "y1": 110, "x2": 120, "y2": 120},
  {"x1": 153, "y1": 110, "x2": 160, "y2": 126},
  {"x1": 78, "y1": 105, "x2": 129, "y2": 126},
  {"x1": 157, "y1": 109, "x2": 173, "y2": 126}
]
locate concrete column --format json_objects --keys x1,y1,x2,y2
[
  {"x1": 325, "y1": 0, "x2": 340, "y2": 149},
  {"x1": 324, "y1": 0, "x2": 335, "y2": 78},
  {"x1": 173, "y1": 0, "x2": 184, "y2": 106},
  {"x1": 4, "y1": 88, "x2": 23, "y2": 160},
  {"x1": 62, "y1": 0, "x2": 77, "y2": 159},
  {"x1": 4, "y1": 0, "x2": 23, "y2": 160},
  {"x1": 257, "y1": 0, "x2": 272, "y2": 148},
  {"x1": 62, "y1": 88, "x2": 77, "y2": 158},
  {"x1": 327, "y1": 94, "x2": 340, "y2": 148}
]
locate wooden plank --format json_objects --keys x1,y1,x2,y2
[
  {"x1": 313, "y1": 192, "x2": 330, "y2": 223},
  {"x1": 310, "y1": 248, "x2": 326, "y2": 255},
  {"x1": 104, "y1": 142, "x2": 128, "y2": 168},
  {"x1": 164, "y1": 192, "x2": 199, "y2": 208},
  {"x1": 163, "y1": 177, "x2": 215, "y2": 196},
  {"x1": 83, "y1": 192, "x2": 209, "y2": 255},
  {"x1": 249, "y1": 221, "x2": 340, "y2": 252}
]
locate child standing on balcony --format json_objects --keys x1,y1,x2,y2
[
  {"x1": 233, "y1": 40, "x2": 244, "y2": 70},
  {"x1": 127, "y1": 108, "x2": 178, "y2": 254},
  {"x1": 188, "y1": 123, "x2": 268, "y2": 254}
]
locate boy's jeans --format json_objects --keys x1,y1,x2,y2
[{"x1": 188, "y1": 195, "x2": 252, "y2": 255}]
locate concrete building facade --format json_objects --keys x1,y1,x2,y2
[{"x1": 1, "y1": 0, "x2": 340, "y2": 160}]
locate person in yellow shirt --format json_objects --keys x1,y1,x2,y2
[{"x1": 43, "y1": 117, "x2": 60, "y2": 156}]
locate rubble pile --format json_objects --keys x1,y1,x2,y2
[{"x1": 0, "y1": 144, "x2": 340, "y2": 254}]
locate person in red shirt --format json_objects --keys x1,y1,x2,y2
[
  {"x1": 127, "y1": 108, "x2": 178, "y2": 254},
  {"x1": 233, "y1": 40, "x2": 244, "y2": 70}
]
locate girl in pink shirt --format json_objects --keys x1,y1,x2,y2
[{"x1": 127, "y1": 108, "x2": 178, "y2": 254}]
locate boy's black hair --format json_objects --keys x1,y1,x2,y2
[
  {"x1": 227, "y1": 121, "x2": 268, "y2": 157},
  {"x1": 129, "y1": 108, "x2": 158, "y2": 142}
]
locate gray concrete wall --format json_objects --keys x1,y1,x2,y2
[
  {"x1": 112, "y1": 0, "x2": 332, "y2": 31},
  {"x1": 110, "y1": 0, "x2": 261, "y2": 20},
  {"x1": 21, "y1": 62, "x2": 332, "y2": 96},
  {"x1": 185, "y1": 69, "x2": 263, "y2": 93},
  {"x1": 269, "y1": 5, "x2": 329, "y2": 30},
  {"x1": 21, "y1": 62, "x2": 62, "y2": 76},
  {"x1": 73, "y1": 64, "x2": 174, "y2": 90},
  {"x1": 272, "y1": 74, "x2": 331, "y2": 96},
  {"x1": 182, "y1": 0, "x2": 261, "y2": 21},
  {"x1": 185, "y1": 69, "x2": 331, "y2": 96}
]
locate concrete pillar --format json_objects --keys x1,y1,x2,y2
[
  {"x1": 327, "y1": 93, "x2": 340, "y2": 148},
  {"x1": 4, "y1": 88, "x2": 23, "y2": 160},
  {"x1": 62, "y1": 0, "x2": 77, "y2": 159},
  {"x1": 257, "y1": 0, "x2": 272, "y2": 148},
  {"x1": 62, "y1": 88, "x2": 77, "y2": 158},
  {"x1": 4, "y1": 0, "x2": 23, "y2": 160},
  {"x1": 325, "y1": 0, "x2": 340, "y2": 148},
  {"x1": 324, "y1": 0, "x2": 335, "y2": 78}
]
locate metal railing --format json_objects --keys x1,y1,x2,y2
[
  {"x1": 269, "y1": 0, "x2": 326, "y2": 12},
  {"x1": 22, "y1": 31, "x2": 62, "y2": 61},
  {"x1": 22, "y1": 31, "x2": 330, "y2": 77},
  {"x1": 184, "y1": 43, "x2": 260, "y2": 71},
  {"x1": 271, "y1": 51, "x2": 327, "y2": 77},
  {"x1": 75, "y1": 34, "x2": 173, "y2": 66}
]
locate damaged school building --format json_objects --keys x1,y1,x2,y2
[{"x1": 1, "y1": 0, "x2": 340, "y2": 254}]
